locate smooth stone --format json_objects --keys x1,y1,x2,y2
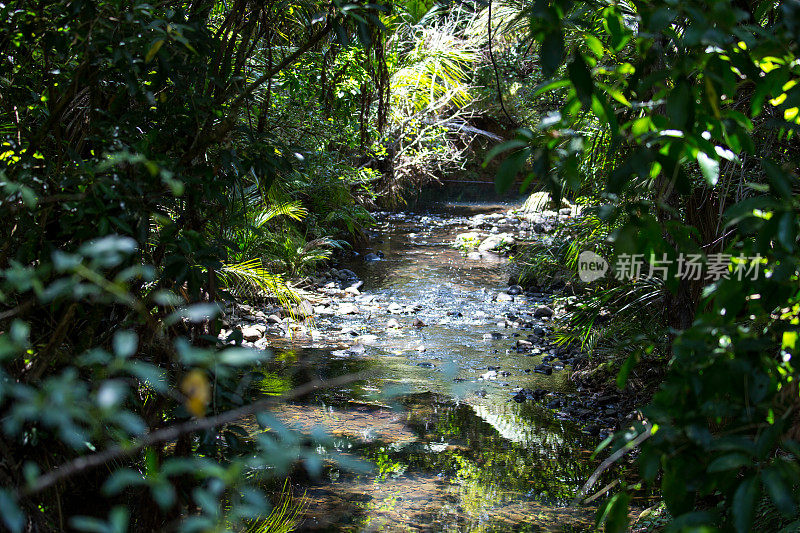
[
  {"x1": 241, "y1": 325, "x2": 265, "y2": 342},
  {"x1": 466, "y1": 251, "x2": 482, "y2": 260},
  {"x1": 364, "y1": 253, "x2": 381, "y2": 262},
  {"x1": 507, "y1": 285, "x2": 523, "y2": 295},
  {"x1": 478, "y1": 233, "x2": 515, "y2": 252},
  {"x1": 412, "y1": 318, "x2": 427, "y2": 328},
  {"x1": 386, "y1": 318, "x2": 401, "y2": 329},
  {"x1": 533, "y1": 305, "x2": 554, "y2": 318},
  {"x1": 496, "y1": 292, "x2": 514, "y2": 302},
  {"x1": 348, "y1": 343, "x2": 366, "y2": 354},
  {"x1": 338, "y1": 303, "x2": 359, "y2": 315},
  {"x1": 345, "y1": 286, "x2": 360, "y2": 296}
]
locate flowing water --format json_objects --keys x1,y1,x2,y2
[{"x1": 266, "y1": 203, "x2": 620, "y2": 532}]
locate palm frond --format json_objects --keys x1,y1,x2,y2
[
  {"x1": 217, "y1": 259, "x2": 299, "y2": 308},
  {"x1": 252, "y1": 201, "x2": 308, "y2": 228}
]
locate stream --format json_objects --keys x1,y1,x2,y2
[{"x1": 259, "y1": 203, "x2": 623, "y2": 532}]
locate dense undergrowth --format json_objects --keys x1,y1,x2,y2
[
  {"x1": 0, "y1": 0, "x2": 485, "y2": 530},
  {"x1": 2, "y1": 0, "x2": 800, "y2": 531},
  {"x1": 486, "y1": 0, "x2": 800, "y2": 531}
]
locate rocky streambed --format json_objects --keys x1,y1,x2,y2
[{"x1": 220, "y1": 202, "x2": 643, "y2": 531}]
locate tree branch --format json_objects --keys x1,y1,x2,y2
[{"x1": 20, "y1": 370, "x2": 371, "y2": 497}]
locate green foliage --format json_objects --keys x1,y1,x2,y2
[
  {"x1": 0, "y1": 0, "x2": 386, "y2": 530},
  {"x1": 489, "y1": 0, "x2": 800, "y2": 530}
]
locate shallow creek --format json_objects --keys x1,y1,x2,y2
[{"x1": 265, "y1": 203, "x2": 618, "y2": 532}]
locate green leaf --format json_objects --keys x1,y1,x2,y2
[
  {"x1": 113, "y1": 330, "x2": 138, "y2": 358},
  {"x1": 585, "y1": 34, "x2": 604, "y2": 58},
  {"x1": 0, "y1": 489, "x2": 24, "y2": 533},
  {"x1": 541, "y1": 30, "x2": 564, "y2": 77},
  {"x1": 761, "y1": 466, "x2": 796, "y2": 515},
  {"x1": 616, "y1": 353, "x2": 638, "y2": 389},
  {"x1": 697, "y1": 151, "x2": 720, "y2": 185},
  {"x1": 663, "y1": 465, "x2": 694, "y2": 515},
  {"x1": 596, "y1": 492, "x2": 630, "y2": 532},
  {"x1": 145, "y1": 39, "x2": 164, "y2": 63},
  {"x1": 782, "y1": 331, "x2": 798, "y2": 351},
  {"x1": 483, "y1": 139, "x2": 528, "y2": 166},
  {"x1": 533, "y1": 79, "x2": 571, "y2": 97},
  {"x1": 762, "y1": 159, "x2": 794, "y2": 199},
  {"x1": 667, "y1": 83, "x2": 691, "y2": 129},
  {"x1": 731, "y1": 475, "x2": 760, "y2": 533},
  {"x1": 495, "y1": 149, "x2": 529, "y2": 194},
  {"x1": 568, "y1": 55, "x2": 594, "y2": 106},
  {"x1": 707, "y1": 453, "x2": 751, "y2": 472},
  {"x1": 603, "y1": 9, "x2": 629, "y2": 51},
  {"x1": 778, "y1": 211, "x2": 797, "y2": 251}
]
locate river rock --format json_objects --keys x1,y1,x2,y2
[
  {"x1": 241, "y1": 324, "x2": 265, "y2": 342},
  {"x1": 338, "y1": 303, "x2": 359, "y2": 315},
  {"x1": 364, "y1": 253, "x2": 381, "y2": 262},
  {"x1": 388, "y1": 302, "x2": 403, "y2": 313},
  {"x1": 516, "y1": 339, "x2": 533, "y2": 350},
  {"x1": 533, "y1": 305, "x2": 554, "y2": 318},
  {"x1": 293, "y1": 300, "x2": 314, "y2": 317},
  {"x1": 348, "y1": 343, "x2": 366, "y2": 354},
  {"x1": 386, "y1": 318, "x2": 401, "y2": 329},
  {"x1": 478, "y1": 233, "x2": 515, "y2": 252},
  {"x1": 455, "y1": 232, "x2": 480, "y2": 248},
  {"x1": 345, "y1": 286, "x2": 360, "y2": 296},
  {"x1": 496, "y1": 292, "x2": 514, "y2": 302},
  {"x1": 466, "y1": 251, "x2": 482, "y2": 260},
  {"x1": 512, "y1": 388, "x2": 548, "y2": 403},
  {"x1": 507, "y1": 285, "x2": 523, "y2": 295},
  {"x1": 534, "y1": 364, "x2": 553, "y2": 375},
  {"x1": 412, "y1": 318, "x2": 427, "y2": 328}
]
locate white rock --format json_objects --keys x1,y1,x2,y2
[
  {"x1": 338, "y1": 303, "x2": 359, "y2": 315},
  {"x1": 478, "y1": 233, "x2": 515, "y2": 253},
  {"x1": 241, "y1": 324, "x2": 265, "y2": 342}
]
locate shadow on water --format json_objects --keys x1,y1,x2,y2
[{"x1": 264, "y1": 202, "x2": 625, "y2": 531}]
